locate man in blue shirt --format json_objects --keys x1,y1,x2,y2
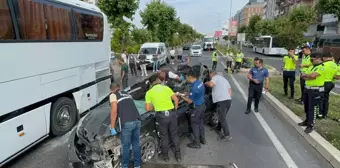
[
  {"x1": 245, "y1": 59, "x2": 270, "y2": 114},
  {"x1": 180, "y1": 70, "x2": 206, "y2": 148}
]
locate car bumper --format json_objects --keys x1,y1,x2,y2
[{"x1": 67, "y1": 128, "x2": 91, "y2": 168}]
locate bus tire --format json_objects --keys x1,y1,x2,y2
[{"x1": 50, "y1": 97, "x2": 77, "y2": 136}]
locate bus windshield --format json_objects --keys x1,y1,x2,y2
[
  {"x1": 203, "y1": 38, "x2": 214, "y2": 42},
  {"x1": 139, "y1": 48, "x2": 157, "y2": 55}
]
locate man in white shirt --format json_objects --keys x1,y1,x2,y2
[
  {"x1": 170, "y1": 48, "x2": 176, "y2": 64},
  {"x1": 121, "y1": 50, "x2": 128, "y2": 63},
  {"x1": 159, "y1": 69, "x2": 185, "y2": 84}
]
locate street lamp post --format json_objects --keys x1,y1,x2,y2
[{"x1": 227, "y1": 0, "x2": 233, "y2": 50}]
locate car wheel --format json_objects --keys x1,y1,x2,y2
[
  {"x1": 140, "y1": 136, "x2": 157, "y2": 163},
  {"x1": 210, "y1": 111, "x2": 219, "y2": 127},
  {"x1": 50, "y1": 97, "x2": 77, "y2": 136}
]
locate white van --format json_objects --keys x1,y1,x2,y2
[{"x1": 138, "y1": 43, "x2": 169, "y2": 67}]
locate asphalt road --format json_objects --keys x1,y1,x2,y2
[
  {"x1": 239, "y1": 47, "x2": 340, "y2": 94},
  {"x1": 5, "y1": 51, "x2": 333, "y2": 168}
]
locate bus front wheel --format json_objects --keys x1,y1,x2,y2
[{"x1": 50, "y1": 97, "x2": 77, "y2": 136}]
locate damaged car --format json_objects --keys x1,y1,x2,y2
[{"x1": 67, "y1": 64, "x2": 219, "y2": 168}]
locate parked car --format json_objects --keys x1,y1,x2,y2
[
  {"x1": 67, "y1": 64, "x2": 218, "y2": 168},
  {"x1": 183, "y1": 44, "x2": 191, "y2": 50},
  {"x1": 137, "y1": 43, "x2": 169, "y2": 68},
  {"x1": 189, "y1": 45, "x2": 203, "y2": 57}
]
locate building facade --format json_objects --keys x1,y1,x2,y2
[
  {"x1": 263, "y1": 0, "x2": 276, "y2": 20},
  {"x1": 275, "y1": 0, "x2": 316, "y2": 18},
  {"x1": 238, "y1": 3, "x2": 265, "y2": 26}
]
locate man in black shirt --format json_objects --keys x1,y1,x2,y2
[{"x1": 110, "y1": 82, "x2": 141, "y2": 168}]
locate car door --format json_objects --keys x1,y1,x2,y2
[{"x1": 176, "y1": 104, "x2": 190, "y2": 137}]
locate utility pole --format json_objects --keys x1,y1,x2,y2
[{"x1": 227, "y1": 0, "x2": 232, "y2": 50}]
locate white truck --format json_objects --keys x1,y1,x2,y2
[{"x1": 202, "y1": 36, "x2": 216, "y2": 51}]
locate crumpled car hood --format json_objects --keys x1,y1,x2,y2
[{"x1": 77, "y1": 103, "x2": 111, "y2": 142}]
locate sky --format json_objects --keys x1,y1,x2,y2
[{"x1": 132, "y1": 0, "x2": 249, "y2": 35}]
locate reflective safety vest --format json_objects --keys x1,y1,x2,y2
[
  {"x1": 300, "y1": 55, "x2": 311, "y2": 73},
  {"x1": 305, "y1": 64, "x2": 325, "y2": 87},
  {"x1": 212, "y1": 52, "x2": 217, "y2": 61},
  {"x1": 323, "y1": 60, "x2": 337, "y2": 82},
  {"x1": 236, "y1": 53, "x2": 243, "y2": 62},
  {"x1": 282, "y1": 55, "x2": 298, "y2": 71}
]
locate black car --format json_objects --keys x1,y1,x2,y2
[
  {"x1": 183, "y1": 44, "x2": 191, "y2": 50},
  {"x1": 67, "y1": 64, "x2": 218, "y2": 168}
]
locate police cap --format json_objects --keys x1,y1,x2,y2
[
  {"x1": 301, "y1": 44, "x2": 311, "y2": 49},
  {"x1": 310, "y1": 52, "x2": 323, "y2": 59}
]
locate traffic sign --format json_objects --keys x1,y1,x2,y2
[{"x1": 237, "y1": 33, "x2": 245, "y2": 42}]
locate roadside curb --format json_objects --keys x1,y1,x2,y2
[{"x1": 262, "y1": 92, "x2": 340, "y2": 168}]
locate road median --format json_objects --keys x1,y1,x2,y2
[{"x1": 216, "y1": 48, "x2": 340, "y2": 168}]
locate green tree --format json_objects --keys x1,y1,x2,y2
[
  {"x1": 246, "y1": 15, "x2": 262, "y2": 43},
  {"x1": 238, "y1": 25, "x2": 247, "y2": 33},
  {"x1": 131, "y1": 28, "x2": 152, "y2": 44},
  {"x1": 317, "y1": 0, "x2": 340, "y2": 33},
  {"x1": 275, "y1": 5, "x2": 316, "y2": 49},
  {"x1": 98, "y1": 0, "x2": 139, "y2": 28},
  {"x1": 140, "y1": 0, "x2": 178, "y2": 44}
]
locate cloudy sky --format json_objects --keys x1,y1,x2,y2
[{"x1": 132, "y1": 0, "x2": 249, "y2": 34}]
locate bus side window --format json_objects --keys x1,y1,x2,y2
[
  {"x1": 74, "y1": 11, "x2": 103, "y2": 41},
  {"x1": 0, "y1": 0, "x2": 15, "y2": 40},
  {"x1": 13, "y1": 0, "x2": 72, "y2": 40}
]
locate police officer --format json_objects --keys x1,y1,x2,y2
[
  {"x1": 297, "y1": 45, "x2": 312, "y2": 104},
  {"x1": 319, "y1": 52, "x2": 337, "y2": 118},
  {"x1": 145, "y1": 74, "x2": 181, "y2": 162},
  {"x1": 212, "y1": 51, "x2": 218, "y2": 71},
  {"x1": 109, "y1": 83, "x2": 141, "y2": 168},
  {"x1": 282, "y1": 48, "x2": 298, "y2": 99},
  {"x1": 245, "y1": 59, "x2": 270, "y2": 114},
  {"x1": 179, "y1": 70, "x2": 206, "y2": 148},
  {"x1": 298, "y1": 52, "x2": 325, "y2": 133},
  {"x1": 235, "y1": 50, "x2": 244, "y2": 71}
]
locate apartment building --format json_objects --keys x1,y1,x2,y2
[
  {"x1": 275, "y1": 0, "x2": 316, "y2": 18},
  {"x1": 238, "y1": 2, "x2": 265, "y2": 26},
  {"x1": 263, "y1": 0, "x2": 276, "y2": 20}
]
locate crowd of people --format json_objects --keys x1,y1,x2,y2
[
  {"x1": 282, "y1": 45, "x2": 340, "y2": 133},
  {"x1": 115, "y1": 47, "x2": 190, "y2": 89}
]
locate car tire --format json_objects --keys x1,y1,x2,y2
[
  {"x1": 210, "y1": 111, "x2": 219, "y2": 127},
  {"x1": 140, "y1": 136, "x2": 157, "y2": 163},
  {"x1": 50, "y1": 97, "x2": 77, "y2": 136}
]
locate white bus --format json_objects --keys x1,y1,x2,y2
[
  {"x1": 0, "y1": 0, "x2": 111, "y2": 166},
  {"x1": 253, "y1": 35, "x2": 288, "y2": 55}
]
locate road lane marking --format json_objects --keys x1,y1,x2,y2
[{"x1": 219, "y1": 60, "x2": 299, "y2": 168}]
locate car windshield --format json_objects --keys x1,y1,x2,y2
[
  {"x1": 191, "y1": 45, "x2": 201, "y2": 50},
  {"x1": 139, "y1": 48, "x2": 157, "y2": 55}
]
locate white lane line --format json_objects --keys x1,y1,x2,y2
[{"x1": 219, "y1": 59, "x2": 298, "y2": 168}]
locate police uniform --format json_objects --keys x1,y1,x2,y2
[
  {"x1": 320, "y1": 60, "x2": 337, "y2": 117},
  {"x1": 299, "y1": 61, "x2": 325, "y2": 133},
  {"x1": 212, "y1": 51, "x2": 218, "y2": 71},
  {"x1": 246, "y1": 66, "x2": 269, "y2": 113},
  {"x1": 145, "y1": 84, "x2": 181, "y2": 160},
  {"x1": 187, "y1": 79, "x2": 206, "y2": 148},
  {"x1": 235, "y1": 52, "x2": 244, "y2": 70},
  {"x1": 282, "y1": 54, "x2": 298, "y2": 98},
  {"x1": 299, "y1": 54, "x2": 312, "y2": 102}
]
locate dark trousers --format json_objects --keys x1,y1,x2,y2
[
  {"x1": 235, "y1": 62, "x2": 241, "y2": 70},
  {"x1": 283, "y1": 71, "x2": 295, "y2": 97},
  {"x1": 120, "y1": 120, "x2": 141, "y2": 168},
  {"x1": 212, "y1": 61, "x2": 217, "y2": 71},
  {"x1": 178, "y1": 55, "x2": 182, "y2": 61},
  {"x1": 226, "y1": 61, "x2": 232, "y2": 68},
  {"x1": 321, "y1": 82, "x2": 334, "y2": 116},
  {"x1": 190, "y1": 104, "x2": 206, "y2": 144},
  {"x1": 122, "y1": 77, "x2": 128, "y2": 89},
  {"x1": 216, "y1": 100, "x2": 232, "y2": 136},
  {"x1": 129, "y1": 63, "x2": 137, "y2": 76},
  {"x1": 299, "y1": 76, "x2": 305, "y2": 100},
  {"x1": 247, "y1": 83, "x2": 263, "y2": 110},
  {"x1": 156, "y1": 111, "x2": 180, "y2": 154},
  {"x1": 303, "y1": 89, "x2": 322, "y2": 127}
]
